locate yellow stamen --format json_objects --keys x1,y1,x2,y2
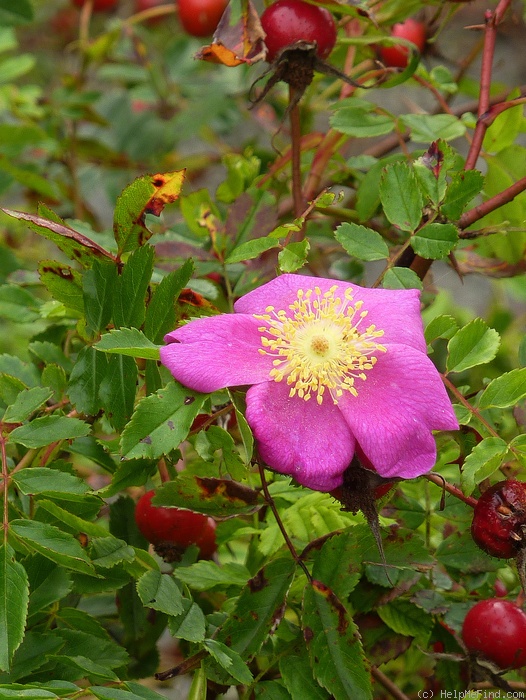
[{"x1": 255, "y1": 285, "x2": 386, "y2": 405}]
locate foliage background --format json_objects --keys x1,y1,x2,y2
[{"x1": 0, "y1": 0, "x2": 525, "y2": 698}]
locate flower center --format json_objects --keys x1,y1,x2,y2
[{"x1": 255, "y1": 285, "x2": 386, "y2": 405}]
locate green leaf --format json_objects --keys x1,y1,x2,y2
[
  {"x1": 411, "y1": 222, "x2": 458, "y2": 259},
  {"x1": 330, "y1": 107, "x2": 394, "y2": 138},
  {"x1": 302, "y1": 581, "x2": 372, "y2": 700},
  {"x1": 279, "y1": 655, "x2": 330, "y2": 700},
  {"x1": 113, "y1": 171, "x2": 185, "y2": 254},
  {"x1": 2, "y1": 209, "x2": 114, "y2": 269},
  {"x1": 168, "y1": 599, "x2": 206, "y2": 643},
  {"x1": 9, "y1": 520, "x2": 95, "y2": 576},
  {"x1": 9, "y1": 416, "x2": 91, "y2": 449},
  {"x1": 278, "y1": 240, "x2": 310, "y2": 273},
  {"x1": 0, "y1": 545, "x2": 29, "y2": 672},
  {"x1": 441, "y1": 170, "x2": 484, "y2": 220},
  {"x1": 446, "y1": 319, "x2": 500, "y2": 373},
  {"x1": 204, "y1": 639, "x2": 253, "y2": 685},
  {"x1": 436, "y1": 531, "x2": 500, "y2": 573},
  {"x1": 379, "y1": 162, "x2": 423, "y2": 232},
  {"x1": 174, "y1": 561, "x2": 250, "y2": 591},
  {"x1": 95, "y1": 328, "x2": 161, "y2": 360},
  {"x1": 225, "y1": 237, "x2": 280, "y2": 264},
  {"x1": 68, "y1": 346, "x2": 108, "y2": 416},
  {"x1": 99, "y1": 354, "x2": 138, "y2": 431},
  {"x1": 424, "y1": 315, "x2": 459, "y2": 344},
  {"x1": 136, "y1": 570, "x2": 184, "y2": 616},
  {"x1": 3, "y1": 387, "x2": 53, "y2": 423},
  {"x1": 382, "y1": 267, "x2": 423, "y2": 290},
  {"x1": 11, "y1": 468, "x2": 90, "y2": 496},
  {"x1": 38, "y1": 261, "x2": 84, "y2": 315},
  {"x1": 154, "y1": 474, "x2": 264, "y2": 518},
  {"x1": 478, "y1": 368, "x2": 526, "y2": 409},
  {"x1": 377, "y1": 601, "x2": 433, "y2": 645},
  {"x1": 400, "y1": 114, "x2": 466, "y2": 143},
  {"x1": 195, "y1": 425, "x2": 247, "y2": 479},
  {"x1": 144, "y1": 260, "x2": 194, "y2": 343},
  {"x1": 334, "y1": 223, "x2": 389, "y2": 261},
  {"x1": 113, "y1": 245, "x2": 155, "y2": 329},
  {"x1": 83, "y1": 260, "x2": 118, "y2": 335},
  {"x1": 90, "y1": 686, "x2": 168, "y2": 700},
  {"x1": 0, "y1": 0, "x2": 33, "y2": 24},
  {"x1": 121, "y1": 382, "x2": 206, "y2": 460},
  {"x1": 216, "y1": 558, "x2": 296, "y2": 658},
  {"x1": 0, "y1": 284, "x2": 40, "y2": 323},
  {"x1": 89, "y1": 537, "x2": 136, "y2": 569},
  {"x1": 311, "y1": 533, "x2": 362, "y2": 601},
  {"x1": 461, "y1": 437, "x2": 509, "y2": 496}
]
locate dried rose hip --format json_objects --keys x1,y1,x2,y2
[
  {"x1": 135, "y1": 489, "x2": 217, "y2": 559},
  {"x1": 260, "y1": 0, "x2": 337, "y2": 63},
  {"x1": 471, "y1": 479, "x2": 526, "y2": 558},
  {"x1": 462, "y1": 599, "x2": 526, "y2": 669}
]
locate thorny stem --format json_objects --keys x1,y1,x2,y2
[
  {"x1": 464, "y1": 0, "x2": 513, "y2": 170},
  {"x1": 257, "y1": 461, "x2": 312, "y2": 581},
  {"x1": 425, "y1": 473, "x2": 478, "y2": 509}
]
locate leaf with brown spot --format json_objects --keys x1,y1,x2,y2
[
  {"x1": 196, "y1": 0, "x2": 266, "y2": 67},
  {"x1": 302, "y1": 580, "x2": 372, "y2": 700},
  {"x1": 3, "y1": 209, "x2": 115, "y2": 268},
  {"x1": 113, "y1": 170, "x2": 185, "y2": 255},
  {"x1": 38, "y1": 260, "x2": 84, "y2": 315},
  {"x1": 153, "y1": 475, "x2": 263, "y2": 517}
]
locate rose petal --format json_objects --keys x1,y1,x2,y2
[
  {"x1": 160, "y1": 314, "x2": 274, "y2": 393},
  {"x1": 234, "y1": 274, "x2": 426, "y2": 352},
  {"x1": 245, "y1": 381, "x2": 355, "y2": 491},
  {"x1": 338, "y1": 344, "x2": 458, "y2": 479}
]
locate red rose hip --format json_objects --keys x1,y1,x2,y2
[
  {"x1": 177, "y1": 0, "x2": 228, "y2": 37},
  {"x1": 471, "y1": 479, "x2": 526, "y2": 558},
  {"x1": 135, "y1": 489, "x2": 216, "y2": 558},
  {"x1": 379, "y1": 18, "x2": 426, "y2": 68},
  {"x1": 260, "y1": 0, "x2": 337, "y2": 63},
  {"x1": 462, "y1": 599, "x2": 526, "y2": 669}
]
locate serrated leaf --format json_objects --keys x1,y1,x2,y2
[
  {"x1": 35, "y1": 499, "x2": 107, "y2": 539},
  {"x1": 3, "y1": 387, "x2": 53, "y2": 423},
  {"x1": 154, "y1": 474, "x2": 263, "y2": 517},
  {"x1": 461, "y1": 437, "x2": 509, "y2": 496},
  {"x1": 411, "y1": 222, "x2": 458, "y2": 259},
  {"x1": 379, "y1": 162, "x2": 423, "y2": 232},
  {"x1": 436, "y1": 531, "x2": 500, "y2": 572},
  {"x1": 2, "y1": 209, "x2": 114, "y2": 268},
  {"x1": 95, "y1": 328, "x2": 161, "y2": 360},
  {"x1": 144, "y1": 259, "x2": 194, "y2": 343},
  {"x1": 168, "y1": 598, "x2": 206, "y2": 643},
  {"x1": 38, "y1": 261, "x2": 84, "y2": 315},
  {"x1": 68, "y1": 346, "x2": 108, "y2": 416},
  {"x1": 0, "y1": 284, "x2": 40, "y2": 323},
  {"x1": 330, "y1": 107, "x2": 394, "y2": 138},
  {"x1": 424, "y1": 315, "x2": 459, "y2": 344},
  {"x1": 89, "y1": 537, "x2": 136, "y2": 569},
  {"x1": 400, "y1": 114, "x2": 466, "y2": 143},
  {"x1": 311, "y1": 533, "x2": 362, "y2": 601},
  {"x1": 195, "y1": 425, "x2": 247, "y2": 479},
  {"x1": 113, "y1": 245, "x2": 155, "y2": 329},
  {"x1": 136, "y1": 570, "x2": 184, "y2": 616},
  {"x1": 278, "y1": 240, "x2": 310, "y2": 273},
  {"x1": 383, "y1": 267, "x2": 424, "y2": 290},
  {"x1": 279, "y1": 654, "x2": 330, "y2": 700},
  {"x1": 334, "y1": 223, "x2": 389, "y2": 261},
  {"x1": 90, "y1": 685, "x2": 171, "y2": 700},
  {"x1": 204, "y1": 639, "x2": 253, "y2": 685},
  {"x1": 9, "y1": 520, "x2": 95, "y2": 576},
  {"x1": 11, "y1": 468, "x2": 90, "y2": 496},
  {"x1": 9, "y1": 416, "x2": 91, "y2": 449},
  {"x1": 174, "y1": 561, "x2": 250, "y2": 591},
  {"x1": 446, "y1": 319, "x2": 500, "y2": 373},
  {"x1": 216, "y1": 557, "x2": 296, "y2": 658},
  {"x1": 377, "y1": 601, "x2": 433, "y2": 645},
  {"x1": 83, "y1": 260, "x2": 118, "y2": 335},
  {"x1": 99, "y1": 354, "x2": 138, "y2": 431},
  {"x1": 478, "y1": 368, "x2": 526, "y2": 409},
  {"x1": 225, "y1": 237, "x2": 280, "y2": 264},
  {"x1": 441, "y1": 170, "x2": 484, "y2": 220},
  {"x1": 303, "y1": 581, "x2": 372, "y2": 700},
  {"x1": 120, "y1": 382, "x2": 206, "y2": 460},
  {"x1": 113, "y1": 171, "x2": 185, "y2": 254},
  {"x1": 0, "y1": 545, "x2": 29, "y2": 672}
]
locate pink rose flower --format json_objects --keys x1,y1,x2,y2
[{"x1": 160, "y1": 274, "x2": 458, "y2": 492}]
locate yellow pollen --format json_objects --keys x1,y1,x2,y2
[{"x1": 255, "y1": 285, "x2": 386, "y2": 405}]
